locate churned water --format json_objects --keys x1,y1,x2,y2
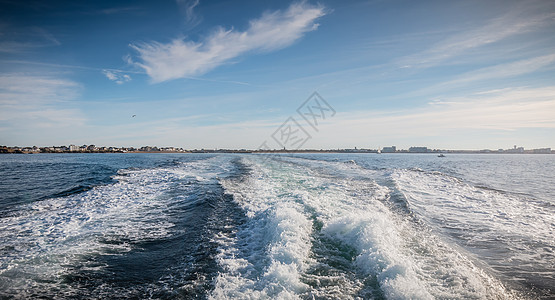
[{"x1": 0, "y1": 153, "x2": 553, "y2": 299}]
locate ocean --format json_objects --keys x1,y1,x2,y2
[{"x1": 0, "y1": 153, "x2": 553, "y2": 299}]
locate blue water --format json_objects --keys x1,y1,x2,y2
[{"x1": 0, "y1": 153, "x2": 553, "y2": 299}]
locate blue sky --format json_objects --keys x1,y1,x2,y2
[{"x1": 1, "y1": 0, "x2": 554, "y2": 149}]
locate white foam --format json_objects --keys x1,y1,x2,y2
[
  {"x1": 393, "y1": 169, "x2": 555, "y2": 265},
  {"x1": 212, "y1": 158, "x2": 314, "y2": 299},
  {"x1": 1, "y1": 154, "x2": 532, "y2": 298},
  {"x1": 214, "y1": 155, "x2": 520, "y2": 299},
  {"x1": 0, "y1": 156, "x2": 231, "y2": 297},
  {"x1": 393, "y1": 169, "x2": 554, "y2": 295}
]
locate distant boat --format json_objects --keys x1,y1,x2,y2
[{"x1": 438, "y1": 154, "x2": 445, "y2": 157}]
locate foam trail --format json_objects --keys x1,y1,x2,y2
[
  {"x1": 297, "y1": 156, "x2": 521, "y2": 299},
  {"x1": 0, "y1": 154, "x2": 538, "y2": 298},
  {"x1": 393, "y1": 168, "x2": 555, "y2": 294},
  {"x1": 0, "y1": 156, "x2": 234, "y2": 298},
  {"x1": 214, "y1": 155, "x2": 521, "y2": 299},
  {"x1": 212, "y1": 158, "x2": 314, "y2": 299}
]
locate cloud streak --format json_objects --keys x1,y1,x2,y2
[
  {"x1": 176, "y1": 0, "x2": 201, "y2": 27},
  {"x1": 0, "y1": 26, "x2": 60, "y2": 53},
  {"x1": 130, "y1": 2, "x2": 326, "y2": 82},
  {"x1": 398, "y1": 53, "x2": 555, "y2": 98},
  {"x1": 0, "y1": 74, "x2": 85, "y2": 133},
  {"x1": 103, "y1": 70, "x2": 132, "y2": 84},
  {"x1": 324, "y1": 86, "x2": 555, "y2": 140},
  {"x1": 448, "y1": 54, "x2": 555, "y2": 84},
  {"x1": 399, "y1": 8, "x2": 555, "y2": 68},
  {"x1": 97, "y1": 6, "x2": 141, "y2": 15},
  {"x1": 0, "y1": 74, "x2": 79, "y2": 105}
]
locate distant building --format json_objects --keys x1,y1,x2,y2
[
  {"x1": 382, "y1": 146, "x2": 396, "y2": 153},
  {"x1": 69, "y1": 144, "x2": 79, "y2": 152},
  {"x1": 533, "y1": 148, "x2": 551, "y2": 154},
  {"x1": 409, "y1": 146, "x2": 428, "y2": 153},
  {"x1": 140, "y1": 146, "x2": 159, "y2": 152},
  {"x1": 506, "y1": 145, "x2": 524, "y2": 153}
]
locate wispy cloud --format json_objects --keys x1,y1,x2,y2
[
  {"x1": 0, "y1": 26, "x2": 60, "y2": 53},
  {"x1": 399, "y1": 8, "x2": 555, "y2": 68},
  {"x1": 323, "y1": 86, "x2": 555, "y2": 140},
  {"x1": 97, "y1": 6, "x2": 141, "y2": 15},
  {"x1": 0, "y1": 74, "x2": 85, "y2": 130},
  {"x1": 1, "y1": 59, "x2": 145, "y2": 75},
  {"x1": 103, "y1": 70, "x2": 132, "y2": 84},
  {"x1": 176, "y1": 0, "x2": 201, "y2": 27},
  {"x1": 130, "y1": 2, "x2": 326, "y2": 83},
  {"x1": 440, "y1": 53, "x2": 555, "y2": 86},
  {"x1": 399, "y1": 53, "x2": 555, "y2": 98},
  {"x1": 0, "y1": 74, "x2": 79, "y2": 105},
  {"x1": 90, "y1": 116, "x2": 283, "y2": 149}
]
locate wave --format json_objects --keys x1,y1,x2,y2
[
  {"x1": 1, "y1": 154, "x2": 547, "y2": 298},
  {"x1": 393, "y1": 168, "x2": 555, "y2": 296},
  {"x1": 212, "y1": 155, "x2": 519, "y2": 299},
  {"x1": 0, "y1": 155, "x2": 236, "y2": 299}
]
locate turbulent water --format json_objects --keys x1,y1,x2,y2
[{"x1": 0, "y1": 153, "x2": 553, "y2": 299}]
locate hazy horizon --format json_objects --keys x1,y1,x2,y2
[{"x1": 2, "y1": 143, "x2": 553, "y2": 152}]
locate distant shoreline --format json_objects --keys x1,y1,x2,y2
[
  {"x1": 4, "y1": 145, "x2": 551, "y2": 155},
  {"x1": 1, "y1": 150, "x2": 553, "y2": 155}
]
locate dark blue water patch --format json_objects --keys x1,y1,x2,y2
[
  {"x1": 0, "y1": 153, "x2": 216, "y2": 214},
  {"x1": 0, "y1": 162, "x2": 114, "y2": 216},
  {"x1": 57, "y1": 157, "x2": 249, "y2": 299}
]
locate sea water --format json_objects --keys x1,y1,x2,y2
[{"x1": 0, "y1": 153, "x2": 553, "y2": 299}]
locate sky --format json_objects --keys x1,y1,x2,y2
[{"x1": 0, "y1": 0, "x2": 554, "y2": 150}]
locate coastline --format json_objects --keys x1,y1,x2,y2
[{"x1": 1, "y1": 150, "x2": 553, "y2": 155}]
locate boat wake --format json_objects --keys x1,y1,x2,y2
[
  {"x1": 0, "y1": 154, "x2": 550, "y2": 299},
  {"x1": 212, "y1": 155, "x2": 522, "y2": 299}
]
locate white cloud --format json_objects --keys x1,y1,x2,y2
[
  {"x1": 176, "y1": 0, "x2": 201, "y2": 27},
  {"x1": 404, "y1": 53, "x2": 555, "y2": 96},
  {"x1": 445, "y1": 54, "x2": 555, "y2": 85},
  {"x1": 103, "y1": 70, "x2": 132, "y2": 84},
  {"x1": 399, "y1": 9, "x2": 555, "y2": 68},
  {"x1": 98, "y1": 6, "x2": 141, "y2": 15},
  {"x1": 130, "y1": 2, "x2": 326, "y2": 82},
  {"x1": 0, "y1": 26, "x2": 60, "y2": 53},
  {"x1": 19, "y1": 108, "x2": 86, "y2": 128},
  {"x1": 0, "y1": 74, "x2": 79, "y2": 105},
  {"x1": 0, "y1": 74, "x2": 86, "y2": 139},
  {"x1": 103, "y1": 70, "x2": 118, "y2": 81},
  {"x1": 318, "y1": 86, "x2": 555, "y2": 143}
]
